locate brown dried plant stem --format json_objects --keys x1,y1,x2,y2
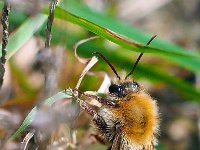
[
  {"x1": 0, "y1": 2, "x2": 10, "y2": 89},
  {"x1": 45, "y1": 0, "x2": 57, "y2": 48},
  {"x1": 43, "y1": 0, "x2": 58, "y2": 97},
  {"x1": 22, "y1": 1, "x2": 59, "y2": 149}
]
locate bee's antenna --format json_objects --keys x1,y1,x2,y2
[
  {"x1": 125, "y1": 35, "x2": 157, "y2": 79},
  {"x1": 93, "y1": 52, "x2": 121, "y2": 80}
]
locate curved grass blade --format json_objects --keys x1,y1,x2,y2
[
  {"x1": 55, "y1": 1, "x2": 198, "y2": 58},
  {"x1": 9, "y1": 90, "x2": 73, "y2": 141},
  {"x1": 52, "y1": 1, "x2": 200, "y2": 75}
]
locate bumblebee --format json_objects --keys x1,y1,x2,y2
[{"x1": 75, "y1": 36, "x2": 159, "y2": 150}]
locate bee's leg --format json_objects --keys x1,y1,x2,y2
[
  {"x1": 72, "y1": 89, "x2": 117, "y2": 107},
  {"x1": 103, "y1": 122, "x2": 122, "y2": 150},
  {"x1": 91, "y1": 133, "x2": 106, "y2": 144},
  {"x1": 82, "y1": 93, "x2": 118, "y2": 107},
  {"x1": 76, "y1": 97, "x2": 108, "y2": 133},
  {"x1": 89, "y1": 95, "x2": 118, "y2": 107}
]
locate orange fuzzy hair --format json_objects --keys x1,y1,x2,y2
[{"x1": 110, "y1": 90, "x2": 159, "y2": 149}]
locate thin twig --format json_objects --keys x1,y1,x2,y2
[
  {"x1": 1, "y1": 1, "x2": 10, "y2": 64},
  {"x1": 45, "y1": 0, "x2": 57, "y2": 48},
  {"x1": 42, "y1": 0, "x2": 58, "y2": 97},
  {"x1": 0, "y1": 1, "x2": 11, "y2": 88}
]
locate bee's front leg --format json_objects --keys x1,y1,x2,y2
[
  {"x1": 72, "y1": 89, "x2": 118, "y2": 107},
  {"x1": 73, "y1": 89, "x2": 118, "y2": 107},
  {"x1": 81, "y1": 92, "x2": 118, "y2": 107},
  {"x1": 75, "y1": 96, "x2": 108, "y2": 133}
]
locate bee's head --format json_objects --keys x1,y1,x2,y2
[
  {"x1": 109, "y1": 81, "x2": 139, "y2": 97},
  {"x1": 93, "y1": 36, "x2": 156, "y2": 97}
]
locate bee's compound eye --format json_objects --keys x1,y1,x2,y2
[
  {"x1": 109, "y1": 84, "x2": 122, "y2": 94},
  {"x1": 132, "y1": 83, "x2": 138, "y2": 89},
  {"x1": 126, "y1": 82, "x2": 138, "y2": 91}
]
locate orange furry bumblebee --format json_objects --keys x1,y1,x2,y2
[
  {"x1": 97, "y1": 78, "x2": 159, "y2": 150},
  {"x1": 75, "y1": 36, "x2": 159, "y2": 150}
]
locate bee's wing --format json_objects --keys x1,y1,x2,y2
[{"x1": 110, "y1": 132, "x2": 122, "y2": 150}]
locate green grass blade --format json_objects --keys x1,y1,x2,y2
[
  {"x1": 9, "y1": 90, "x2": 73, "y2": 141},
  {"x1": 52, "y1": 1, "x2": 200, "y2": 75},
  {"x1": 160, "y1": 54, "x2": 200, "y2": 74},
  {"x1": 56, "y1": 1, "x2": 198, "y2": 57},
  {"x1": 0, "y1": 14, "x2": 47, "y2": 59}
]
